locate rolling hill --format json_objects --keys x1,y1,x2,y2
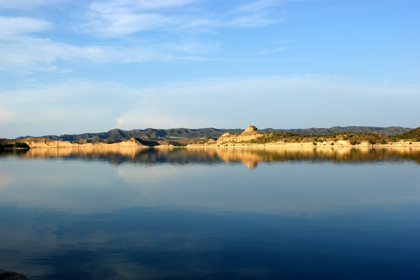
[{"x1": 21, "y1": 126, "x2": 411, "y2": 142}]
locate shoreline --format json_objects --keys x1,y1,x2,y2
[
  {"x1": 9, "y1": 142, "x2": 420, "y2": 149},
  {"x1": 186, "y1": 142, "x2": 420, "y2": 148},
  {"x1": 2, "y1": 125, "x2": 419, "y2": 149}
]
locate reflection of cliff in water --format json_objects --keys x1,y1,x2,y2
[
  {"x1": 1, "y1": 147, "x2": 224, "y2": 166},
  {"x1": 1, "y1": 146, "x2": 420, "y2": 168}
]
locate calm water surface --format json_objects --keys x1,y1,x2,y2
[{"x1": 0, "y1": 147, "x2": 419, "y2": 279}]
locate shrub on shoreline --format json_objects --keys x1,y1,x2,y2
[{"x1": 0, "y1": 142, "x2": 30, "y2": 149}]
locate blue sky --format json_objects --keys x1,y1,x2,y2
[{"x1": 0, "y1": 0, "x2": 419, "y2": 138}]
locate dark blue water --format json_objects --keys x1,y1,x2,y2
[{"x1": 0, "y1": 147, "x2": 419, "y2": 279}]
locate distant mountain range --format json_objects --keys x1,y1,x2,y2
[{"x1": 18, "y1": 126, "x2": 412, "y2": 141}]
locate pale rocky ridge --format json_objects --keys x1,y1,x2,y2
[
  {"x1": 18, "y1": 137, "x2": 165, "y2": 148},
  {"x1": 214, "y1": 125, "x2": 264, "y2": 145},
  {"x1": 17, "y1": 126, "x2": 411, "y2": 141},
  {"x1": 3, "y1": 125, "x2": 420, "y2": 149}
]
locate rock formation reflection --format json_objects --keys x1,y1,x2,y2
[{"x1": 1, "y1": 146, "x2": 420, "y2": 168}]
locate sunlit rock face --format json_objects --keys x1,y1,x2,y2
[
  {"x1": 242, "y1": 125, "x2": 258, "y2": 135},
  {"x1": 216, "y1": 125, "x2": 264, "y2": 146}
]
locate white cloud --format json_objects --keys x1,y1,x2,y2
[
  {"x1": 85, "y1": 12, "x2": 176, "y2": 37},
  {"x1": 0, "y1": 16, "x2": 53, "y2": 37},
  {"x1": 89, "y1": 0, "x2": 197, "y2": 12},
  {"x1": 83, "y1": 0, "x2": 284, "y2": 37},
  {"x1": 0, "y1": 14, "x2": 217, "y2": 71},
  {"x1": 0, "y1": 34, "x2": 209, "y2": 71},
  {"x1": 237, "y1": 0, "x2": 293, "y2": 12},
  {"x1": 84, "y1": 0, "x2": 199, "y2": 37},
  {"x1": 1, "y1": 75, "x2": 418, "y2": 138},
  {"x1": 0, "y1": 1, "x2": 289, "y2": 71}
]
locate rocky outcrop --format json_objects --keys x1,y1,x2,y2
[
  {"x1": 216, "y1": 125, "x2": 264, "y2": 146},
  {"x1": 241, "y1": 125, "x2": 259, "y2": 135}
]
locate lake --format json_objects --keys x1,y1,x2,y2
[{"x1": 0, "y1": 147, "x2": 419, "y2": 280}]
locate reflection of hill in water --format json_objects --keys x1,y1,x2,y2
[
  {"x1": 1, "y1": 146, "x2": 420, "y2": 168},
  {"x1": 3, "y1": 147, "x2": 223, "y2": 166}
]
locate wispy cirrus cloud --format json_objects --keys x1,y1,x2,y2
[
  {"x1": 237, "y1": 0, "x2": 295, "y2": 12},
  {"x1": 0, "y1": 16, "x2": 53, "y2": 37},
  {"x1": 83, "y1": 0, "x2": 286, "y2": 37},
  {"x1": 0, "y1": 14, "x2": 215, "y2": 71},
  {"x1": 89, "y1": 0, "x2": 197, "y2": 12},
  {"x1": 84, "y1": 0, "x2": 201, "y2": 37},
  {"x1": 0, "y1": 1, "x2": 290, "y2": 71},
  {"x1": 0, "y1": 36, "x2": 211, "y2": 71},
  {"x1": 0, "y1": 37, "x2": 206, "y2": 71},
  {"x1": 0, "y1": 36, "x2": 171, "y2": 70}
]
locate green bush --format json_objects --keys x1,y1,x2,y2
[
  {"x1": 0, "y1": 143, "x2": 14, "y2": 148},
  {"x1": 369, "y1": 139, "x2": 376, "y2": 145},
  {"x1": 380, "y1": 139, "x2": 387, "y2": 144},
  {"x1": 350, "y1": 140, "x2": 360, "y2": 145},
  {"x1": 0, "y1": 142, "x2": 30, "y2": 149},
  {"x1": 14, "y1": 142, "x2": 30, "y2": 148}
]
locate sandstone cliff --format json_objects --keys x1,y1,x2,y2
[
  {"x1": 210, "y1": 125, "x2": 264, "y2": 146},
  {"x1": 20, "y1": 137, "x2": 152, "y2": 148}
]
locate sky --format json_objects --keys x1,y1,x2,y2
[{"x1": 0, "y1": 0, "x2": 419, "y2": 138}]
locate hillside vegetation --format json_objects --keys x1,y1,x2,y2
[
  {"x1": 199, "y1": 126, "x2": 420, "y2": 147},
  {"x1": 394, "y1": 127, "x2": 420, "y2": 140},
  {"x1": 248, "y1": 131, "x2": 409, "y2": 145}
]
